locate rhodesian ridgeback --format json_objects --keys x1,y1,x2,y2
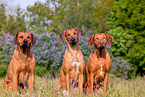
[
  {"x1": 84, "y1": 33, "x2": 113, "y2": 93},
  {"x1": 53, "y1": 28, "x2": 85, "y2": 95},
  {"x1": 3, "y1": 32, "x2": 36, "y2": 92}
]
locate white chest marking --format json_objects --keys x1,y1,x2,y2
[
  {"x1": 100, "y1": 64, "x2": 103, "y2": 75},
  {"x1": 63, "y1": 90, "x2": 68, "y2": 96},
  {"x1": 72, "y1": 62, "x2": 80, "y2": 73}
]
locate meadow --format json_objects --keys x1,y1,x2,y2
[{"x1": 0, "y1": 74, "x2": 145, "y2": 97}]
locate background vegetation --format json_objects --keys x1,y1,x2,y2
[{"x1": 0, "y1": 0, "x2": 145, "y2": 79}]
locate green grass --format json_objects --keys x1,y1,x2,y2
[{"x1": 0, "y1": 74, "x2": 145, "y2": 97}]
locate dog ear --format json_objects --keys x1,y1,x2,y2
[
  {"x1": 31, "y1": 33, "x2": 36, "y2": 46},
  {"x1": 13, "y1": 33, "x2": 19, "y2": 45},
  {"x1": 87, "y1": 34, "x2": 95, "y2": 48},
  {"x1": 104, "y1": 33, "x2": 113, "y2": 46},
  {"x1": 59, "y1": 30, "x2": 66, "y2": 43},
  {"x1": 75, "y1": 28, "x2": 84, "y2": 36}
]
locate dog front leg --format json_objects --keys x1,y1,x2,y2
[
  {"x1": 28, "y1": 73, "x2": 34, "y2": 91},
  {"x1": 103, "y1": 73, "x2": 109, "y2": 91},
  {"x1": 65, "y1": 73, "x2": 70, "y2": 92},
  {"x1": 89, "y1": 73, "x2": 94, "y2": 92},
  {"x1": 78, "y1": 72, "x2": 83, "y2": 94},
  {"x1": 12, "y1": 73, "x2": 18, "y2": 92}
]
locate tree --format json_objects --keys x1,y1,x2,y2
[
  {"x1": 107, "y1": 0, "x2": 145, "y2": 76},
  {"x1": 93, "y1": 0, "x2": 115, "y2": 33},
  {"x1": 107, "y1": 0, "x2": 145, "y2": 35},
  {"x1": 107, "y1": 27, "x2": 134, "y2": 56},
  {"x1": 0, "y1": 3, "x2": 7, "y2": 32},
  {"x1": 26, "y1": 1, "x2": 52, "y2": 34},
  {"x1": 1, "y1": 7, "x2": 26, "y2": 35},
  {"x1": 26, "y1": 0, "x2": 98, "y2": 34},
  {"x1": 59, "y1": 0, "x2": 97, "y2": 33}
]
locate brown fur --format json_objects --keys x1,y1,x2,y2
[
  {"x1": 84, "y1": 33, "x2": 113, "y2": 93},
  {"x1": 54, "y1": 28, "x2": 85, "y2": 95},
  {"x1": 3, "y1": 32, "x2": 36, "y2": 92}
]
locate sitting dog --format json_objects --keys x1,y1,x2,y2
[
  {"x1": 3, "y1": 32, "x2": 36, "y2": 92},
  {"x1": 53, "y1": 28, "x2": 85, "y2": 95},
  {"x1": 84, "y1": 33, "x2": 113, "y2": 92}
]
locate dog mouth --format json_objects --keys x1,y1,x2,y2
[
  {"x1": 98, "y1": 44, "x2": 105, "y2": 49},
  {"x1": 70, "y1": 41, "x2": 78, "y2": 45},
  {"x1": 20, "y1": 43, "x2": 29, "y2": 48},
  {"x1": 99, "y1": 46, "x2": 105, "y2": 49}
]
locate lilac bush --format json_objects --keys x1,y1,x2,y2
[
  {"x1": 0, "y1": 32, "x2": 134, "y2": 78},
  {"x1": 0, "y1": 33, "x2": 16, "y2": 66},
  {"x1": 31, "y1": 32, "x2": 66, "y2": 72},
  {"x1": 110, "y1": 57, "x2": 134, "y2": 79}
]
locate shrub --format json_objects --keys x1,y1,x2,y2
[
  {"x1": 0, "y1": 66, "x2": 6, "y2": 77},
  {"x1": 110, "y1": 57, "x2": 134, "y2": 79},
  {"x1": 106, "y1": 0, "x2": 145, "y2": 76},
  {"x1": 31, "y1": 32, "x2": 65, "y2": 73},
  {"x1": 127, "y1": 44, "x2": 145, "y2": 76},
  {"x1": 93, "y1": 0, "x2": 115, "y2": 33},
  {"x1": 107, "y1": 0, "x2": 145, "y2": 32},
  {"x1": 0, "y1": 33, "x2": 16, "y2": 66},
  {"x1": 107, "y1": 27, "x2": 134, "y2": 56}
]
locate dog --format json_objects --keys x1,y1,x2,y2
[
  {"x1": 53, "y1": 28, "x2": 85, "y2": 95},
  {"x1": 84, "y1": 33, "x2": 113, "y2": 93},
  {"x1": 3, "y1": 32, "x2": 36, "y2": 92}
]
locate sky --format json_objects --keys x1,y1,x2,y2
[
  {"x1": 8, "y1": 0, "x2": 46, "y2": 9},
  {"x1": 2, "y1": 0, "x2": 47, "y2": 15}
]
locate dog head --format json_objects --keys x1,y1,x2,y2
[
  {"x1": 13, "y1": 32, "x2": 36, "y2": 48},
  {"x1": 87, "y1": 33, "x2": 113, "y2": 49},
  {"x1": 59, "y1": 28, "x2": 84, "y2": 45}
]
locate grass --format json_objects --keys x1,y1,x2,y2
[{"x1": 0, "y1": 74, "x2": 145, "y2": 97}]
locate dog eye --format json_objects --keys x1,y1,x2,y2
[
  {"x1": 20, "y1": 36, "x2": 23, "y2": 38},
  {"x1": 96, "y1": 38, "x2": 98, "y2": 40},
  {"x1": 68, "y1": 34, "x2": 70, "y2": 36},
  {"x1": 103, "y1": 37, "x2": 105, "y2": 39},
  {"x1": 74, "y1": 33, "x2": 76, "y2": 35},
  {"x1": 27, "y1": 36, "x2": 31, "y2": 39}
]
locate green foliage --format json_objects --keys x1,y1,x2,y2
[
  {"x1": 107, "y1": 27, "x2": 134, "y2": 56},
  {"x1": 107, "y1": 0, "x2": 145, "y2": 76},
  {"x1": 0, "y1": 66, "x2": 6, "y2": 77},
  {"x1": 0, "y1": 4, "x2": 26, "y2": 35},
  {"x1": 0, "y1": 3, "x2": 7, "y2": 31},
  {"x1": 26, "y1": 1, "x2": 52, "y2": 34},
  {"x1": 26, "y1": 0, "x2": 97, "y2": 34},
  {"x1": 93, "y1": 0, "x2": 115, "y2": 32},
  {"x1": 59, "y1": 0, "x2": 97, "y2": 32},
  {"x1": 127, "y1": 44, "x2": 145, "y2": 76},
  {"x1": 107, "y1": 0, "x2": 145, "y2": 33}
]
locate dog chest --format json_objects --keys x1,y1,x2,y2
[
  {"x1": 69, "y1": 61, "x2": 80, "y2": 79},
  {"x1": 94, "y1": 66, "x2": 105, "y2": 82},
  {"x1": 17, "y1": 65, "x2": 30, "y2": 74},
  {"x1": 72, "y1": 62, "x2": 80, "y2": 73}
]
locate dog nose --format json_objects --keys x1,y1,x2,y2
[
  {"x1": 71, "y1": 38, "x2": 75, "y2": 41},
  {"x1": 23, "y1": 39, "x2": 28, "y2": 43},
  {"x1": 99, "y1": 41, "x2": 104, "y2": 44}
]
